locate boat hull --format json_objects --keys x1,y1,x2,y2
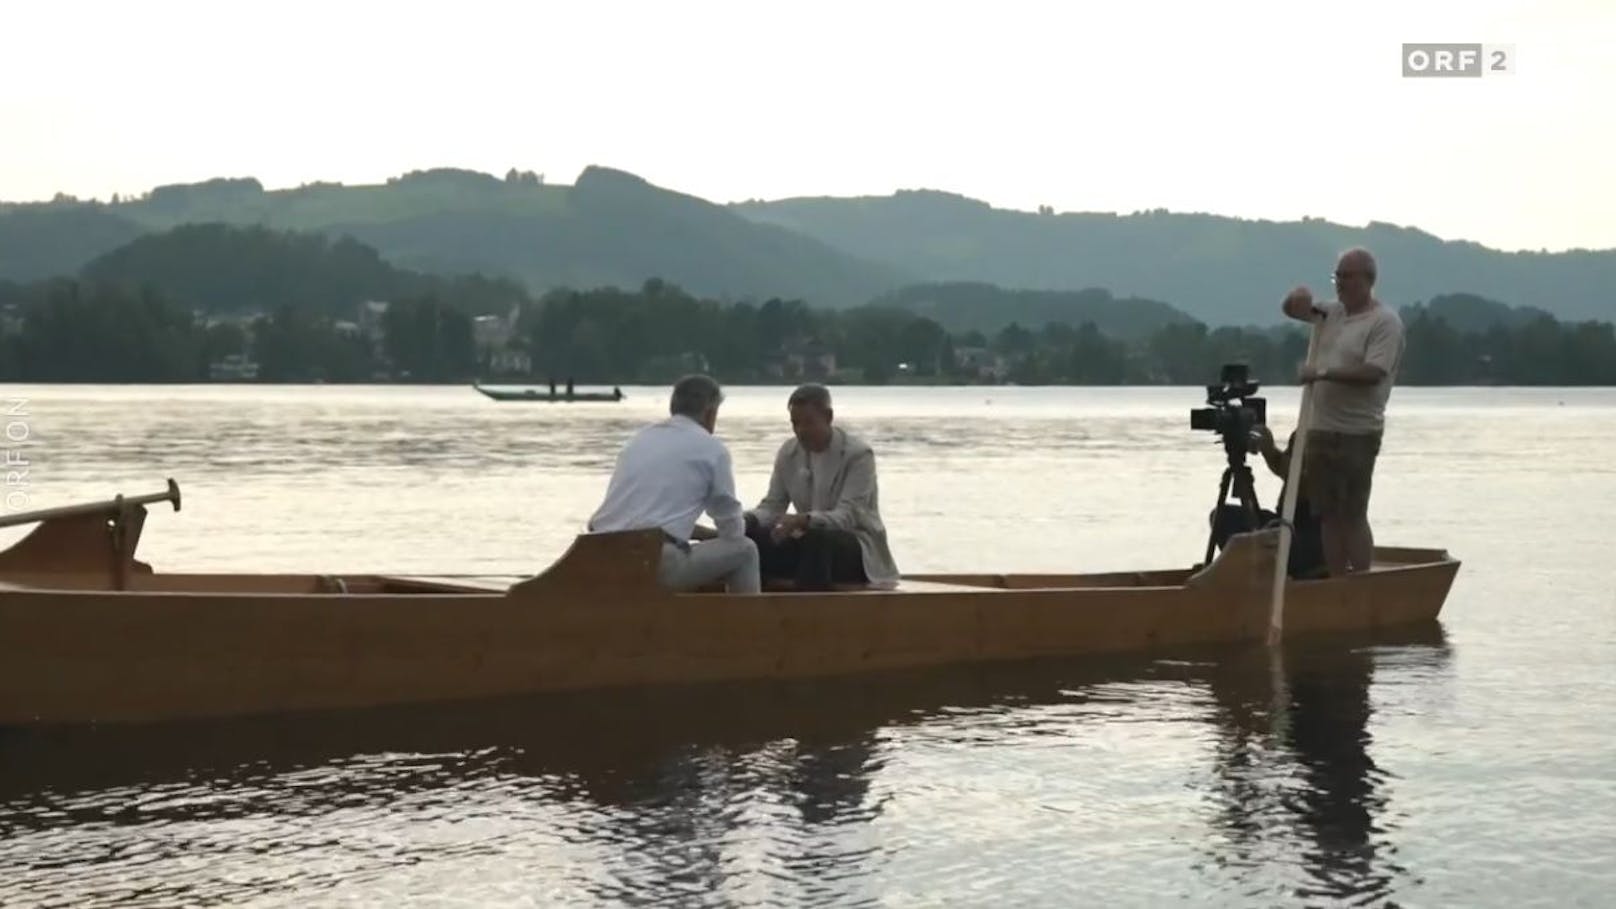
[
  {"x1": 473, "y1": 384, "x2": 621, "y2": 402},
  {"x1": 0, "y1": 528, "x2": 1459, "y2": 727}
]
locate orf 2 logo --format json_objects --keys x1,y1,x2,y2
[{"x1": 1403, "y1": 43, "x2": 1516, "y2": 78}]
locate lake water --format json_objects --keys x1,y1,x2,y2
[{"x1": 2, "y1": 384, "x2": 1613, "y2": 907}]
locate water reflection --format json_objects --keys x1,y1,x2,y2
[
  {"x1": 1199, "y1": 623, "x2": 1452, "y2": 905},
  {"x1": 0, "y1": 627, "x2": 1451, "y2": 906}
]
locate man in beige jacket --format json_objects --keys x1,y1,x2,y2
[{"x1": 744, "y1": 384, "x2": 900, "y2": 590}]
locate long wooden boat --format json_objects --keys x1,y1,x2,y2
[
  {"x1": 473, "y1": 382, "x2": 624, "y2": 402},
  {"x1": 0, "y1": 481, "x2": 1460, "y2": 727}
]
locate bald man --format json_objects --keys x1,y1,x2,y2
[{"x1": 1281, "y1": 247, "x2": 1406, "y2": 576}]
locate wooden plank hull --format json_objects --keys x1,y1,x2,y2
[{"x1": 0, "y1": 527, "x2": 1460, "y2": 727}]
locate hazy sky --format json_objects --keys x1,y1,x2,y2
[{"x1": 3, "y1": 0, "x2": 1612, "y2": 252}]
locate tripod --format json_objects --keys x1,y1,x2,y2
[{"x1": 1202, "y1": 428, "x2": 1264, "y2": 567}]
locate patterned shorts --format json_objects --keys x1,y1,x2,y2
[{"x1": 1301, "y1": 430, "x2": 1382, "y2": 520}]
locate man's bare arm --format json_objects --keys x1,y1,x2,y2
[
  {"x1": 1261, "y1": 445, "x2": 1289, "y2": 478},
  {"x1": 1319, "y1": 363, "x2": 1387, "y2": 386}
]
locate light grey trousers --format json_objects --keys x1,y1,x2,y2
[{"x1": 656, "y1": 537, "x2": 761, "y2": 594}]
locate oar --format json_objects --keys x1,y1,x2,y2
[
  {"x1": 0, "y1": 478, "x2": 180, "y2": 530},
  {"x1": 1266, "y1": 313, "x2": 1324, "y2": 646}
]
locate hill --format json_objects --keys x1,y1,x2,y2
[
  {"x1": 1400, "y1": 292, "x2": 1558, "y2": 333},
  {"x1": 0, "y1": 168, "x2": 911, "y2": 308},
  {"x1": 732, "y1": 190, "x2": 1616, "y2": 326},
  {"x1": 8, "y1": 170, "x2": 1613, "y2": 326},
  {"x1": 79, "y1": 222, "x2": 530, "y2": 316},
  {"x1": 870, "y1": 282, "x2": 1197, "y2": 339},
  {"x1": 0, "y1": 205, "x2": 147, "y2": 282}
]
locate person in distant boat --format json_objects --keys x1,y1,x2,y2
[
  {"x1": 587, "y1": 375, "x2": 760, "y2": 593},
  {"x1": 612, "y1": 386, "x2": 624, "y2": 401},
  {"x1": 1209, "y1": 425, "x2": 1327, "y2": 579},
  {"x1": 566, "y1": 377, "x2": 575, "y2": 398},
  {"x1": 1282, "y1": 247, "x2": 1406, "y2": 575},
  {"x1": 744, "y1": 384, "x2": 900, "y2": 590}
]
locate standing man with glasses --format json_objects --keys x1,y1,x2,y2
[{"x1": 1280, "y1": 247, "x2": 1406, "y2": 577}]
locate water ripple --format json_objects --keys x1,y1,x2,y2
[{"x1": 4, "y1": 385, "x2": 1616, "y2": 906}]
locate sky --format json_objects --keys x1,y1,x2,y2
[{"x1": 3, "y1": 0, "x2": 1613, "y2": 252}]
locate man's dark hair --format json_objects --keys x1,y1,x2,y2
[
  {"x1": 670, "y1": 374, "x2": 724, "y2": 418},
  {"x1": 787, "y1": 383, "x2": 832, "y2": 413}
]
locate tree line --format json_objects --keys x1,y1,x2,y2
[{"x1": 3, "y1": 276, "x2": 1614, "y2": 385}]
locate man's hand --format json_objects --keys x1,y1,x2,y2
[
  {"x1": 771, "y1": 512, "x2": 810, "y2": 542},
  {"x1": 1299, "y1": 363, "x2": 1327, "y2": 384},
  {"x1": 1248, "y1": 424, "x2": 1276, "y2": 455},
  {"x1": 1282, "y1": 286, "x2": 1315, "y2": 320},
  {"x1": 691, "y1": 523, "x2": 719, "y2": 541}
]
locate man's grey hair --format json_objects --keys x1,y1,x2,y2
[
  {"x1": 787, "y1": 383, "x2": 833, "y2": 412},
  {"x1": 1340, "y1": 247, "x2": 1378, "y2": 284},
  {"x1": 669, "y1": 374, "x2": 724, "y2": 418}
]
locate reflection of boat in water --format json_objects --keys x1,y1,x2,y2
[
  {"x1": 0, "y1": 480, "x2": 1460, "y2": 727},
  {"x1": 473, "y1": 382, "x2": 624, "y2": 402},
  {"x1": 1196, "y1": 624, "x2": 1452, "y2": 905},
  {"x1": 0, "y1": 624, "x2": 1451, "y2": 808},
  {"x1": 0, "y1": 627, "x2": 1453, "y2": 909}
]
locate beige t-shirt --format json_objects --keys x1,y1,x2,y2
[{"x1": 1309, "y1": 299, "x2": 1405, "y2": 434}]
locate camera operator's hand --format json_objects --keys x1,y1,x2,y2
[{"x1": 1249, "y1": 424, "x2": 1275, "y2": 454}]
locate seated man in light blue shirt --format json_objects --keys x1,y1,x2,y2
[{"x1": 587, "y1": 374, "x2": 760, "y2": 593}]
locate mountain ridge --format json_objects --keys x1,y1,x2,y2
[
  {"x1": 731, "y1": 191, "x2": 1616, "y2": 325},
  {"x1": 3, "y1": 166, "x2": 1611, "y2": 325}
]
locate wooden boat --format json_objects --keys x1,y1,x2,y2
[
  {"x1": 0, "y1": 481, "x2": 1460, "y2": 727},
  {"x1": 473, "y1": 382, "x2": 624, "y2": 402}
]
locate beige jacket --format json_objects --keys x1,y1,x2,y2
[{"x1": 747, "y1": 427, "x2": 900, "y2": 588}]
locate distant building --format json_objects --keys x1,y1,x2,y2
[
  {"x1": 475, "y1": 305, "x2": 532, "y2": 377},
  {"x1": 487, "y1": 346, "x2": 532, "y2": 376},
  {"x1": 472, "y1": 313, "x2": 510, "y2": 349},
  {"x1": 769, "y1": 338, "x2": 837, "y2": 381},
  {"x1": 206, "y1": 311, "x2": 249, "y2": 325},
  {"x1": 952, "y1": 346, "x2": 1007, "y2": 382},
  {"x1": 208, "y1": 353, "x2": 260, "y2": 381},
  {"x1": 357, "y1": 300, "x2": 390, "y2": 341},
  {"x1": 0, "y1": 303, "x2": 22, "y2": 337}
]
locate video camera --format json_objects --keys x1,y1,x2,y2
[
  {"x1": 1191, "y1": 362, "x2": 1269, "y2": 568},
  {"x1": 1189, "y1": 362, "x2": 1266, "y2": 441}
]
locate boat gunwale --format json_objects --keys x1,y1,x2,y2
[{"x1": 0, "y1": 552, "x2": 1459, "y2": 600}]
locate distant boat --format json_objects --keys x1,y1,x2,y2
[{"x1": 473, "y1": 382, "x2": 624, "y2": 403}]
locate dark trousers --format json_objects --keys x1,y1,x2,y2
[
  {"x1": 745, "y1": 520, "x2": 869, "y2": 590},
  {"x1": 1210, "y1": 500, "x2": 1327, "y2": 579}
]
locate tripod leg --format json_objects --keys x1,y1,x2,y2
[
  {"x1": 1204, "y1": 467, "x2": 1235, "y2": 566},
  {"x1": 1234, "y1": 466, "x2": 1262, "y2": 529}
]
